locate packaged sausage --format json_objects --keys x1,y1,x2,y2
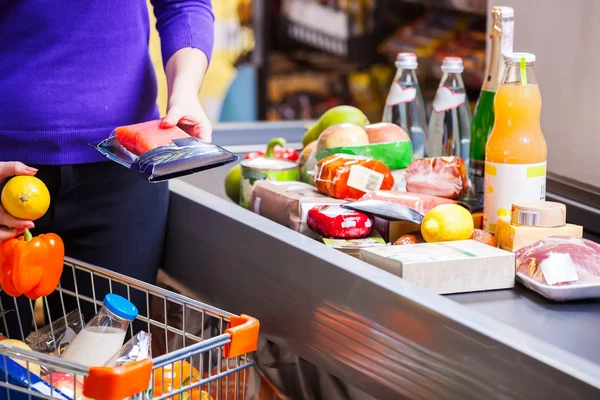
[
  {"x1": 314, "y1": 154, "x2": 395, "y2": 200},
  {"x1": 405, "y1": 156, "x2": 469, "y2": 199},
  {"x1": 307, "y1": 205, "x2": 373, "y2": 239},
  {"x1": 358, "y1": 190, "x2": 457, "y2": 215}
]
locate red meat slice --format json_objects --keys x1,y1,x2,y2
[
  {"x1": 115, "y1": 119, "x2": 190, "y2": 156},
  {"x1": 516, "y1": 236, "x2": 600, "y2": 286}
]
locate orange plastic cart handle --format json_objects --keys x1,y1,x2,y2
[
  {"x1": 83, "y1": 359, "x2": 153, "y2": 400},
  {"x1": 223, "y1": 314, "x2": 260, "y2": 358}
]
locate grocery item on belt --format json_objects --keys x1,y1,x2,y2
[
  {"x1": 316, "y1": 123, "x2": 414, "y2": 170},
  {"x1": 393, "y1": 232, "x2": 425, "y2": 245},
  {"x1": 470, "y1": 229, "x2": 497, "y2": 247},
  {"x1": 95, "y1": 119, "x2": 238, "y2": 182},
  {"x1": 358, "y1": 190, "x2": 456, "y2": 214},
  {"x1": 376, "y1": 219, "x2": 422, "y2": 243},
  {"x1": 516, "y1": 236, "x2": 600, "y2": 301},
  {"x1": 495, "y1": 216, "x2": 583, "y2": 252},
  {"x1": 361, "y1": 240, "x2": 515, "y2": 294},
  {"x1": 307, "y1": 205, "x2": 373, "y2": 239},
  {"x1": 343, "y1": 200, "x2": 424, "y2": 223},
  {"x1": 315, "y1": 154, "x2": 394, "y2": 200},
  {"x1": 322, "y1": 232, "x2": 386, "y2": 259},
  {"x1": 245, "y1": 137, "x2": 299, "y2": 162},
  {"x1": 405, "y1": 156, "x2": 469, "y2": 199},
  {"x1": 510, "y1": 201, "x2": 566, "y2": 227},
  {"x1": 302, "y1": 105, "x2": 370, "y2": 147},
  {"x1": 249, "y1": 180, "x2": 346, "y2": 238}
]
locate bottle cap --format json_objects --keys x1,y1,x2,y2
[
  {"x1": 441, "y1": 57, "x2": 464, "y2": 73},
  {"x1": 396, "y1": 52, "x2": 418, "y2": 69},
  {"x1": 505, "y1": 52, "x2": 536, "y2": 63},
  {"x1": 510, "y1": 201, "x2": 567, "y2": 227},
  {"x1": 103, "y1": 294, "x2": 138, "y2": 321}
]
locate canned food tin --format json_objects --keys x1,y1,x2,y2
[{"x1": 240, "y1": 157, "x2": 298, "y2": 208}]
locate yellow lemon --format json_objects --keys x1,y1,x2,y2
[
  {"x1": 1, "y1": 176, "x2": 50, "y2": 220},
  {"x1": 421, "y1": 204, "x2": 474, "y2": 243}
]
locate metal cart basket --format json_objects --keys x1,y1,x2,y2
[{"x1": 0, "y1": 257, "x2": 260, "y2": 400}]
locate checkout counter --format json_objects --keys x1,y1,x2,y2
[{"x1": 162, "y1": 121, "x2": 600, "y2": 400}]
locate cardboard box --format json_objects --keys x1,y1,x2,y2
[
  {"x1": 249, "y1": 181, "x2": 346, "y2": 238},
  {"x1": 361, "y1": 240, "x2": 515, "y2": 294},
  {"x1": 495, "y1": 216, "x2": 583, "y2": 252}
]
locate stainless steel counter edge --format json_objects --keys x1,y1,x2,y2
[{"x1": 164, "y1": 179, "x2": 600, "y2": 400}]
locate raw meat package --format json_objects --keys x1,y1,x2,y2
[
  {"x1": 249, "y1": 180, "x2": 347, "y2": 238},
  {"x1": 314, "y1": 154, "x2": 395, "y2": 200},
  {"x1": 405, "y1": 156, "x2": 469, "y2": 199},
  {"x1": 307, "y1": 205, "x2": 373, "y2": 239},
  {"x1": 516, "y1": 236, "x2": 600, "y2": 301},
  {"x1": 358, "y1": 190, "x2": 457, "y2": 215},
  {"x1": 95, "y1": 119, "x2": 238, "y2": 182}
]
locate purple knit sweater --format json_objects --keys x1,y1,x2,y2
[{"x1": 0, "y1": 0, "x2": 214, "y2": 165}]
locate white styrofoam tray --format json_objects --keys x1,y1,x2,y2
[{"x1": 517, "y1": 272, "x2": 600, "y2": 302}]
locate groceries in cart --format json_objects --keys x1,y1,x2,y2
[
  {"x1": 0, "y1": 174, "x2": 65, "y2": 300},
  {"x1": 26, "y1": 310, "x2": 84, "y2": 356},
  {"x1": 95, "y1": 118, "x2": 238, "y2": 182},
  {"x1": 60, "y1": 294, "x2": 138, "y2": 367}
]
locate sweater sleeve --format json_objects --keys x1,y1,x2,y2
[{"x1": 150, "y1": 0, "x2": 215, "y2": 67}]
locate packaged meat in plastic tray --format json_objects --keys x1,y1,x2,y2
[
  {"x1": 94, "y1": 119, "x2": 238, "y2": 182},
  {"x1": 358, "y1": 190, "x2": 457, "y2": 215},
  {"x1": 516, "y1": 235, "x2": 600, "y2": 301},
  {"x1": 314, "y1": 154, "x2": 395, "y2": 200},
  {"x1": 405, "y1": 156, "x2": 469, "y2": 200}
]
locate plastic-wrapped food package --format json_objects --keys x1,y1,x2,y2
[
  {"x1": 95, "y1": 119, "x2": 238, "y2": 182},
  {"x1": 26, "y1": 310, "x2": 84, "y2": 355},
  {"x1": 405, "y1": 156, "x2": 469, "y2": 199},
  {"x1": 307, "y1": 205, "x2": 373, "y2": 239},
  {"x1": 315, "y1": 155, "x2": 394, "y2": 200},
  {"x1": 43, "y1": 373, "x2": 88, "y2": 400},
  {"x1": 358, "y1": 190, "x2": 457, "y2": 215},
  {"x1": 516, "y1": 236, "x2": 600, "y2": 301}
]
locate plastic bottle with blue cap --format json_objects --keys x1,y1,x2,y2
[{"x1": 60, "y1": 294, "x2": 138, "y2": 367}]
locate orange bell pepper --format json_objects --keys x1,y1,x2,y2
[
  {"x1": 153, "y1": 360, "x2": 213, "y2": 400},
  {"x1": 0, "y1": 229, "x2": 64, "y2": 300}
]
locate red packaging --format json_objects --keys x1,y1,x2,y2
[
  {"x1": 115, "y1": 119, "x2": 190, "y2": 156},
  {"x1": 315, "y1": 154, "x2": 395, "y2": 200},
  {"x1": 307, "y1": 205, "x2": 373, "y2": 239},
  {"x1": 405, "y1": 156, "x2": 469, "y2": 199},
  {"x1": 359, "y1": 190, "x2": 457, "y2": 215}
]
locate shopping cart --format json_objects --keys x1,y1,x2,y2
[{"x1": 0, "y1": 257, "x2": 260, "y2": 400}]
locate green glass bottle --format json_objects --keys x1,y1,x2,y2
[{"x1": 469, "y1": 6, "x2": 514, "y2": 202}]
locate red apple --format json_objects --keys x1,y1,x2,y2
[{"x1": 364, "y1": 122, "x2": 410, "y2": 144}]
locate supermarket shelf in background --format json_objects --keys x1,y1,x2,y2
[{"x1": 400, "y1": 0, "x2": 487, "y2": 16}]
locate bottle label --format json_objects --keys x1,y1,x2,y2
[
  {"x1": 483, "y1": 161, "x2": 547, "y2": 233},
  {"x1": 385, "y1": 82, "x2": 417, "y2": 106},
  {"x1": 468, "y1": 160, "x2": 486, "y2": 199},
  {"x1": 432, "y1": 87, "x2": 466, "y2": 113}
]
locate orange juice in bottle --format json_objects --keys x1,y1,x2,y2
[{"x1": 483, "y1": 52, "x2": 547, "y2": 233}]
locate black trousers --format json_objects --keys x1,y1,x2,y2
[{"x1": 0, "y1": 161, "x2": 169, "y2": 340}]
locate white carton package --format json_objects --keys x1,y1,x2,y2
[{"x1": 361, "y1": 240, "x2": 515, "y2": 294}]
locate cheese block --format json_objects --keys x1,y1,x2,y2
[{"x1": 495, "y1": 216, "x2": 583, "y2": 252}]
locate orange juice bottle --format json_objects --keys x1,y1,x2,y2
[{"x1": 483, "y1": 53, "x2": 547, "y2": 233}]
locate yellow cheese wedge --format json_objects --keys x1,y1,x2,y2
[{"x1": 495, "y1": 216, "x2": 583, "y2": 252}]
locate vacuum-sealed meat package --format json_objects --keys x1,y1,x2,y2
[
  {"x1": 95, "y1": 119, "x2": 238, "y2": 182},
  {"x1": 405, "y1": 156, "x2": 469, "y2": 199},
  {"x1": 307, "y1": 205, "x2": 373, "y2": 239},
  {"x1": 314, "y1": 154, "x2": 394, "y2": 200},
  {"x1": 358, "y1": 190, "x2": 457, "y2": 215},
  {"x1": 516, "y1": 235, "x2": 600, "y2": 301}
]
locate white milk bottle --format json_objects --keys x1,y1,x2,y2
[{"x1": 60, "y1": 294, "x2": 138, "y2": 367}]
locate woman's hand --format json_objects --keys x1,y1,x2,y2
[
  {"x1": 162, "y1": 94, "x2": 212, "y2": 141},
  {"x1": 162, "y1": 47, "x2": 213, "y2": 142},
  {"x1": 0, "y1": 162, "x2": 37, "y2": 241}
]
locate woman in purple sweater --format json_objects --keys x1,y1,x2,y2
[{"x1": 0, "y1": 1, "x2": 214, "y2": 336}]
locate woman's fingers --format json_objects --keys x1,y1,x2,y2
[
  {"x1": 0, "y1": 206, "x2": 34, "y2": 231},
  {"x1": 0, "y1": 162, "x2": 37, "y2": 182},
  {"x1": 0, "y1": 226, "x2": 24, "y2": 241}
]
